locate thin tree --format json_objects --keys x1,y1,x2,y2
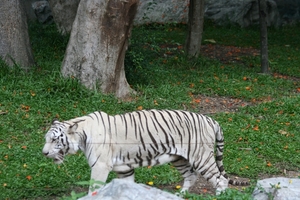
[
  {"x1": 185, "y1": 0, "x2": 205, "y2": 57},
  {"x1": 61, "y1": 0, "x2": 138, "y2": 99},
  {"x1": 0, "y1": 0, "x2": 34, "y2": 69},
  {"x1": 258, "y1": 0, "x2": 270, "y2": 74}
]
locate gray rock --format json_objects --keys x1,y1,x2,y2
[
  {"x1": 205, "y1": 0, "x2": 280, "y2": 27},
  {"x1": 134, "y1": 0, "x2": 188, "y2": 25},
  {"x1": 28, "y1": 0, "x2": 300, "y2": 30},
  {"x1": 252, "y1": 177, "x2": 300, "y2": 200},
  {"x1": 79, "y1": 179, "x2": 183, "y2": 200},
  {"x1": 31, "y1": 0, "x2": 53, "y2": 24}
]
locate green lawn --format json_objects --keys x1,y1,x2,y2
[{"x1": 0, "y1": 22, "x2": 299, "y2": 199}]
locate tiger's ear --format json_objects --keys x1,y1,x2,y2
[{"x1": 69, "y1": 123, "x2": 78, "y2": 134}]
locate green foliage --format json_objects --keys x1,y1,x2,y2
[
  {"x1": 1, "y1": 21, "x2": 300, "y2": 199},
  {"x1": 184, "y1": 188, "x2": 254, "y2": 200}
]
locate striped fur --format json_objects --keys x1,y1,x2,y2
[{"x1": 42, "y1": 109, "x2": 248, "y2": 195}]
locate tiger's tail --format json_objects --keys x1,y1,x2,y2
[{"x1": 215, "y1": 123, "x2": 249, "y2": 186}]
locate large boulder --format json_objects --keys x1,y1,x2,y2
[
  {"x1": 79, "y1": 179, "x2": 183, "y2": 200},
  {"x1": 30, "y1": 0, "x2": 300, "y2": 30},
  {"x1": 276, "y1": 0, "x2": 300, "y2": 25},
  {"x1": 135, "y1": 0, "x2": 300, "y2": 27},
  {"x1": 252, "y1": 177, "x2": 300, "y2": 200},
  {"x1": 205, "y1": 0, "x2": 280, "y2": 27},
  {"x1": 134, "y1": 0, "x2": 188, "y2": 25}
]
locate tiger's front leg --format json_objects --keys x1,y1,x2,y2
[
  {"x1": 88, "y1": 162, "x2": 112, "y2": 196},
  {"x1": 116, "y1": 169, "x2": 135, "y2": 182}
]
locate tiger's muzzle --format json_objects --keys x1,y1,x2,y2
[{"x1": 43, "y1": 149, "x2": 65, "y2": 164}]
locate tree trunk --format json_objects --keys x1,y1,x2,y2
[
  {"x1": 258, "y1": 0, "x2": 270, "y2": 74},
  {"x1": 0, "y1": 0, "x2": 35, "y2": 69},
  {"x1": 48, "y1": 0, "x2": 80, "y2": 35},
  {"x1": 185, "y1": 0, "x2": 205, "y2": 57},
  {"x1": 61, "y1": 0, "x2": 138, "y2": 99}
]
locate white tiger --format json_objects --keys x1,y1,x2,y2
[{"x1": 42, "y1": 109, "x2": 248, "y2": 195}]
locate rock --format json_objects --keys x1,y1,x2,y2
[
  {"x1": 205, "y1": 0, "x2": 280, "y2": 27},
  {"x1": 48, "y1": 0, "x2": 80, "y2": 35},
  {"x1": 252, "y1": 177, "x2": 300, "y2": 200},
  {"x1": 31, "y1": 0, "x2": 53, "y2": 24},
  {"x1": 134, "y1": 0, "x2": 188, "y2": 25},
  {"x1": 79, "y1": 179, "x2": 183, "y2": 200},
  {"x1": 28, "y1": 0, "x2": 300, "y2": 29},
  {"x1": 276, "y1": 0, "x2": 300, "y2": 25}
]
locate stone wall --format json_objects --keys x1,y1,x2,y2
[{"x1": 29, "y1": 0, "x2": 300, "y2": 28}]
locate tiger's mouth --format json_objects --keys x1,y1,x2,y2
[
  {"x1": 53, "y1": 157, "x2": 64, "y2": 164},
  {"x1": 53, "y1": 150, "x2": 64, "y2": 164}
]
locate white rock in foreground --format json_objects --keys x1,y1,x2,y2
[
  {"x1": 252, "y1": 177, "x2": 300, "y2": 200},
  {"x1": 79, "y1": 179, "x2": 183, "y2": 200}
]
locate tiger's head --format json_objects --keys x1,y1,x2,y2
[{"x1": 42, "y1": 119, "x2": 80, "y2": 164}]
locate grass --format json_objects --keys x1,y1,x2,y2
[{"x1": 0, "y1": 21, "x2": 300, "y2": 199}]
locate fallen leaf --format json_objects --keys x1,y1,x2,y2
[
  {"x1": 147, "y1": 181, "x2": 154, "y2": 186},
  {"x1": 92, "y1": 191, "x2": 98, "y2": 196},
  {"x1": 193, "y1": 99, "x2": 201, "y2": 103},
  {"x1": 204, "y1": 39, "x2": 216, "y2": 44},
  {"x1": 30, "y1": 90, "x2": 36, "y2": 97},
  {"x1": 189, "y1": 83, "x2": 195, "y2": 88},
  {"x1": 26, "y1": 175, "x2": 32, "y2": 181},
  {"x1": 279, "y1": 130, "x2": 288, "y2": 135},
  {"x1": 253, "y1": 125, "x2": 259, "y2": 131}
]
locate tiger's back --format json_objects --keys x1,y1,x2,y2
[{"x1": 108, "y1": 110, "x2": 220, "y2": 168}]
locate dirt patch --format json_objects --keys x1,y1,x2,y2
[
  {"x1": 194, "y1": 95, "x2": 253, "y2": 114},
  {"x1": 200, "y1": 44, "x2": 260, "y2": 64}
]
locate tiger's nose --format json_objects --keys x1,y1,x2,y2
[{"x1": 43, "y1": 151, "x2": 49, "y2": 156}]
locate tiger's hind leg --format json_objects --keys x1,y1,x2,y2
[
  {"x1": 171, "y1": 157, "x2": 198, "y2": 192},
  {"x1": 193, "y1": 156, "x2": 228, "y2": 195},
  {"x1": 115, "y1": 169, "x2": 135, "y2": 182}
]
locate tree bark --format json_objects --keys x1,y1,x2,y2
[
  {"x1": 0, "y1": 0, "x2": 35, "y2": 69},
  {"x1": 258, "y1": 0, "x2": 270, "y2": 74},
  {"x1": 185, "y1": 0, "x2": 205, "y2": 57},
  {"x1": 61, "y1": 0, "x2": 138, "y2": 99},
  {"x1": 48, "y1": 0, "x2": 80, "y2": 35}
]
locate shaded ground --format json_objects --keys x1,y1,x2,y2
[{"x1": 200, "y1": 44, "x2": 260, "y2": 64}]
